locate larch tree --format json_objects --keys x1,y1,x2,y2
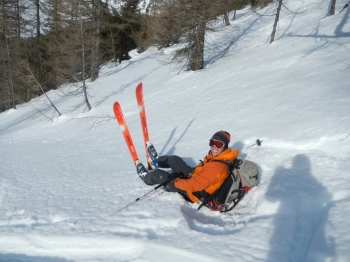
[
  {"x1": 0, "y1": 0, "x2": 26, "y2": 110},
  {"x1": 330, "y1": 0, "x2": 336, "y2": 15},
  {"x1": 270, "y1": 0, "x2": 282, "y2": 43},
  {"x1": 90, "y1": 0, "x2": 103, "y2": 82},
  {"x1": 150, "y1": 0, "x2": 220, "y2": 71}
]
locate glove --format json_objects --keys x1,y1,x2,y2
[{"x1": 169, "y1": 172, "x2": 185, "y2": 182}]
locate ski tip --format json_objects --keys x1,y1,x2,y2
[{"x1": 136, "y1": 82, "x2": 143, "y2": 91}]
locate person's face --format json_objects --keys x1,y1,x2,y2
[
  {"x1": 210, "y1": 145, "x2": 224, "y2": 156},
  {"x1": 209, "y1": 139, "x2": 225, "y2": 156}
]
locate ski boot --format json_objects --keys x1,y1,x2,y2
[
  {"x1": 146, "y1": 141, "x2": 159, "y2": 169},
  {"x1": 136, "y1": 160, "x2": 148, "y2": 180}
]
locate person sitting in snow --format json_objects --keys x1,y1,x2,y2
[{"x1": 136, "y1": 131, "x2": 239, "y2": 203}]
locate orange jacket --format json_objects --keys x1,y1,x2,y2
[{"x1": 174, "y1": 148, "x2": 239, "y2": 202}]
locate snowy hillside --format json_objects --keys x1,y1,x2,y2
[{"x1": 1, "y1": 0, "x2": 350, "y2": 261}]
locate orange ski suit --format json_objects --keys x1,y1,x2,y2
[{"x1": 174, "y1": 148, "x2": 239, "y2": 202}]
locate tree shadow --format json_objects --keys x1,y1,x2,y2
[
  {"x1": 94, "y1": 65, "x2": 162, "y2": 107},
  {"x1": 266, "y1": 154, "x2": 334, "y2": 262},
  {"x1": 204, "y1": 10, "x2": 262, "y2": 67},
  {"x1": 151, "y1": 119, "x2": 196, "y2": 167},
  {"x1": 160, "y1": 119, "x2": 196, "y2": 160},
  {"x1": 0, "y1": 253, "x2": 74, "y2": 262},
  {"x1": 286, "y1": 6, "x2": 350, "y2": 39}
]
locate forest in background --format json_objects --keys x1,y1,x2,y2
[{"x1": 1, "y1": 0, "x2": 342, "y2": 113}]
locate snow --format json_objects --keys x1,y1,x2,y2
[{"x1": 1, "y1": 0, "x2": 350, "y2": 261}]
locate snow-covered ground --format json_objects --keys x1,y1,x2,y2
[{"x1": 1, "y1": 0, "x2": 350, "y2": 261}]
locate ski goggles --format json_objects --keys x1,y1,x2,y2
[{"x1": 209, "y1": 139, "x2": 225, "y2": 149}]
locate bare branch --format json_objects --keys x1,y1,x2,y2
[{"x1": 70, "y1": 115, "x2": 115, "y2": 130}]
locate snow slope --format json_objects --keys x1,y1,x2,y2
[{"x1": 0, "y1": 0, "x2": 350, "y2": 261}]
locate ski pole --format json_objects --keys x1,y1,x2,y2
[
  {"x1": 112, "y1": 179, "x2": 171, "y2": 214},
  {"x1": 246, "y1": 139, "x2": 262, "y2": 148}
]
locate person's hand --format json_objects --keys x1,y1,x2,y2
[{"x1": 169, "y1": 173, "x2": 185, "y2": 182}]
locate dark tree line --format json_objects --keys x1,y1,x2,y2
[{"x1": 0, "y1": 0, "x2": 142, "y2": 112}]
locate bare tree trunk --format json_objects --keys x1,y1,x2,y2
[
  {"x1": 189, "y1": 1, "x2": 206, "y2": 71},
  {"x1": 270, "y1": 0, "x2": 282, "y2": 44},
  {"x1": 217, "y1": 0, "x2": 230, "y2": 26},
  {"x1": 79, "y1": 2, "x2": 91, "y2": 111},
  {"x1": 259, "y1": 0, "x2": 267, "y2": 9},
  {"x1": 330, "y1": 0, "x2": 336, "y2": 15},
  {"x1": 24, "y1": 63, "x2": 61, "y2": 116},
  {"x1": 222, "y1": 0, "x2": 230, "y2": 26},
  {"x1": 35, "y1": 0, "x2": 40, "y2": 38},
  {"x1": 15, "y1": 0, "x2": 20, "y2": 39},
  {"x1": 34, "y1": 0, "x2": 44, "y2": 85},
  {"x1": 189, "y1": 19, "x2": 205, "y2": 70},
  {"x1": 223, "y1": 12, "x2": 231, "y2": 26},
  {"x1": 259, "y1": 0, "x2": 273, "y2": 9},
  {"x1": 5, "y1": 33, "x2": 16, "y2": 109},
  {"x1": 109, "y1": 26, "x2": 117, "y2": 64},
  {"x1": 52, "y1": 0, "x2": 59, "y2": 89},
  {"x1": 90, "y1": 0, "x2": 101, "y2": 82},
  {"x1": 1, "y1": 54, "x2": 9, "y2": 109}
]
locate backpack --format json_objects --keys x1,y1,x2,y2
[{"x1": 198, "y1": 158, "x2": 259, "y2": 212}]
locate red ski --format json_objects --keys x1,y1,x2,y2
[
  {"x1": 135, "y1": 83, "x2": 151, "y2": 169},
  {"x1": 113, "y1": 102, "x2": 139, "y2": 166}
]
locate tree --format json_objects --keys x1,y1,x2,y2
[
  {"x1": 1, "y1": 27, "x2": 16, "y2": 110},
  {"x1": 90, "y1": 0, "x2": 103, "y2": 82},
  {"x1": 0, "y1": 0, "x2": 26, "y2": 110},
  {"x1": 78, "y1": 0, "x2": 91, "y2": 111},
  {"x1": 150, "y1": 0, "x2": 220, "y2": 71},
  {"x1": 187, "y1": 0, "x2": 207, "y2": 70},
  {"x1": 217, "y1": 0, "x2": 253, "y2": 26},
  {"x1": 0, "y1": 0, "x2": 151, "y2": 112},
  {"x1": 42, "y1": 0, "x2": 92, "y2": 111},
  {"x1": 147, "y1": 0, "x2": 253, "y2": 71},
  {"x1": 16, "y1": 59, "x2": 61, "y2": 117},
  {"x1": 42, "y1": 0, "x2": 73, "y2": 89},
  {"x1": 270, "y1": 0, "x2": 282, "y2": 43},
  {"x1": 117, "y1": 0, "x2": 142, "y2": 60},
  {"x1": 330, "y1": 0, "x2": 336, "y2": 15},
  {"x1": 258, "y1": 0, "x2": 273, "y2": 9}
]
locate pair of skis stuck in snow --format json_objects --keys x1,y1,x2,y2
[{"x1": 113, "y1": 82, "x2": 154, "y2": 179}]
